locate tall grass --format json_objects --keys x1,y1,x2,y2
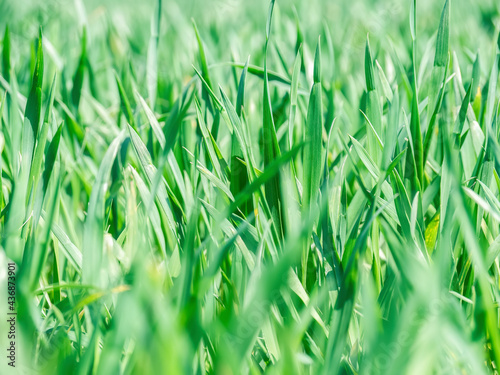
[{"x1": 1, "y1": 0, "x2": 500, "y2": 373}]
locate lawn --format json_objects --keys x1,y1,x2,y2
[{"x1": 1, "y1": 0, "x2": 500, "y2": 373}]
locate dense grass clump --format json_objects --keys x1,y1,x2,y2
[{"x1": 1, "y1": 0, "x2": 500, "y2": 373}]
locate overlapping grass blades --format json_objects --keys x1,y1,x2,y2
[{"x1": 1, "y1": 0, "x2": 500, "y2": 373}]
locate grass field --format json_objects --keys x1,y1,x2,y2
[{"x1": 1, "y1": 0, "x2": 500, "y2": 373}]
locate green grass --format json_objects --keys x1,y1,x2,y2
[{"x1": 1, "y1": 0, "x2": 500, "y2": 373}]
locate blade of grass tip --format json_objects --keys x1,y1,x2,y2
[
  {"x1": 136, "y1": 89, "x2": 165, "y2": 146},
  {"x1": 226, "y1": 62, "x2": 309, "y2": 95},
  {"x1": 195, "y1": 97, "x2": 224, "y2": 180},
  {"x1": 453, "y1": 82, "x2": 473, "y2": 148},
  {"x1": 82, "y1": 132, "x2": 124, "y2": 287},
  {"x1": 231, "y1": 58, "x2": 252, "y2": 216},
  {"x1": 365, "y1": 36, "x2": 382, "y2": 166},
  {"x1": 22, "y1": 27, "x2": 44, "y2": 174},
  {"x1": 289, "y1": 45, "x2": 302, "y2": 150},
  {"x1": 236, "y1": 57, "x2": 249, "y2": 117},
  {"x1": 71, "y1": 28, "x2": 86, "y2": 112},
  {"x1": 192, "y1": 19, "x2": 215, "y2": 116},
  {"x1": 2, "y1": 25, "x2": 10, "y2": 81},
  {"x1": 427, "y1": 0, "x2": 449, "y2": 121},
  {"x1": 147, "y1": 0, "x2": 161, "y2": 108},
  {"x1": 114, "y1": 70, "x2": 135, "y2": 129},
  {"x1": 375, "y1": 60, "x2": 393, "y2": 103},
  {"x1": 303, "y1": 38, "x2": 323, "y2": 212},
  {"x1": 263, "y1": 0, "x2": 283, "y2": 240},
  {"x1": 382, "y1": 87, "x2": 400, "y2": 170}
]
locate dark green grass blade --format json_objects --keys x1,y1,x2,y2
[
  {"x1": 193, "y1": 19, "x2": 215, "y2": 118},
  {"x1": 302, "y1": 38, "x2": 323, "y2": 210},
  {"x1": 71, "y1": 28, "x2": 86, "y2": 111},
  {"x1": 262, "y1": 0, "x2": 283, "y2": 239},
  {"x1": 28, "y1": 74, "x2": 57, "y2": 204},
  {"x1": 114, "y1": 71, "x2": 135, "y2": 128},
  {"x1": 2, "y1": 25, "x2": 10, "y2": 80},
  {"x1": 365, "y1": 37, "x2": 383, "y2": 165}
]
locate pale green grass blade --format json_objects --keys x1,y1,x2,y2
[{"x1": 302, "y1": 38, "x2": 323, "y2": 211}]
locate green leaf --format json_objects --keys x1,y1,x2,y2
[
  {"x1": 434, "y1": 0, "x2": 450, "y2": 68},
  {"x1": 2, "y1": 25, "x2": 10, "y2": 81},
  {"x1": 29, "y1": 74, "x2": 57, "y2": 200},
  {"x1": 303, "y1": 38, "x2": 323, "y2": 210},
  {"x1": 365, "y1": 37, "x2": 382, "y2": 165},
  {"x1": 146, "y1": 0, "x2": 161, "y2": 108},
  {"x1": 114, "y1": 71, "x2": 134, "y2": 128},
  {"x1": 22, "y1": 28, "x2": 44, "y2": 171},
  {"x1": 128, "y1": 124, "x2": 179, "y2": 246},
  {"x1": 71, "y1": 28, "x2": 86, "y2": 111},
  {"x1": 365, "y1": 37, "x2": 376, "y2": 92},
  {"x1": 83, "y1": 132, "x2": 124, "y2": 286},
  {"x1": 262, "y1": 0, "x2": 283, "y2": 239},
  {"x1": 231, "y1": 59, "x2": 252, "y2": 216}
]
